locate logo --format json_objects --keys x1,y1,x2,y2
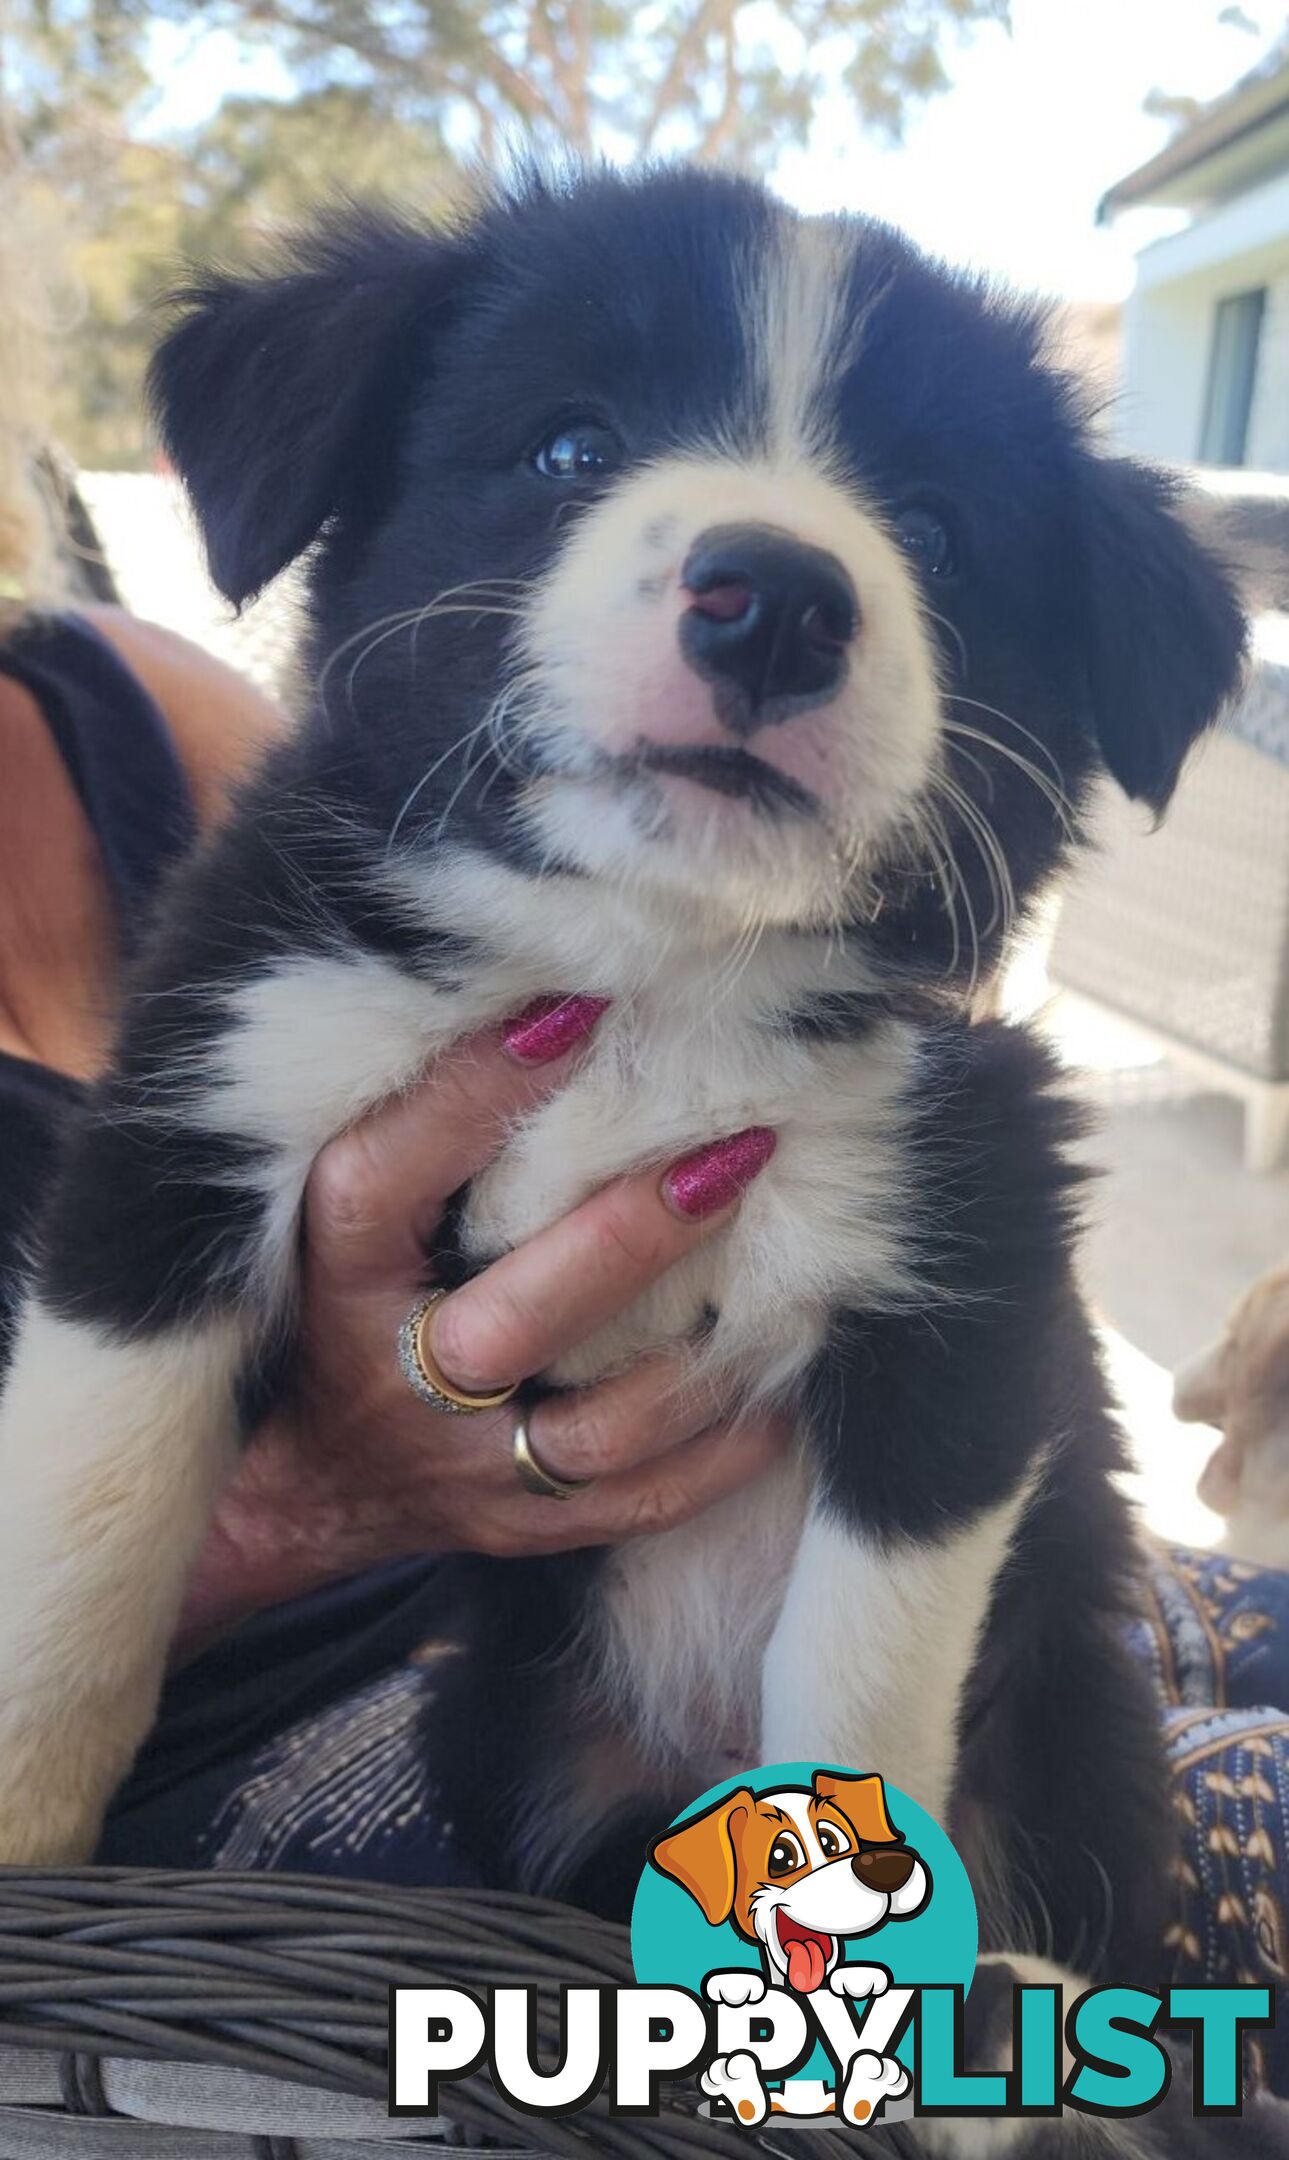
[
  {"x1": 388, "y1": 1760, "x2": 1273, "y2": 2126},
  {"x1": 631, "y1": 1760, "x2": 976, "y2": 2125}
]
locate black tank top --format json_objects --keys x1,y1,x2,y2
[{"x1": 0, "y1": 613, "x2": 196, "y2": 1368}]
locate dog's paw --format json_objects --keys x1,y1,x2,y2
[
  {"x1": 704, "y1": 1969, "x2": 767, "y2": 2009},
  {"x1": 0, "y1": 1788, "x2": 101, "y2": 1867},
  {"x1": 840, "y1": 2049, "x2": 909, "y2": 2126},
  {"x1": 701, "y1": 2049, "x2": 769, "y2": 2126},
  {"x1": 829, "y1": 1962, "x2": 891, "y2": 1999}
]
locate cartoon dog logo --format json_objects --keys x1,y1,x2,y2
[{"x1": 648, "y1": 1768, "x2": 930, "y2": 2125}]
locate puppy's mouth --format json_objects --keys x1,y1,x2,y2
[
  {"x1": 635, "y1": 742, "x2": 820, "y2": 817},
  {"x1": 776, "y1": 1910, "x2": 836, "y2": 1993}
]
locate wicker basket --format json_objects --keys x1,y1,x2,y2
[{"x1": 0, "y1": 1870, "x2": 914, "y2": 2157}]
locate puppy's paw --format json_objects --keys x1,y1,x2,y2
[
  {"x1": 829, "y1": 1962, "x2": 891, "y2": 1999},
  {"x1": 0, "y1": 1787, "x2": 101, "y2": 1867},
  {"x1": 704, "y1": 1969, "x2": 767, "y2": 2009},
  {"x1": 701, "y1": 2049, "x2": 769, "y2": 2126},
  {"x1": 840, "y1": 2049, "x2": 909, "y2": 2125}
]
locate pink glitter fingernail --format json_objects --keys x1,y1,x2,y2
[
  {"x1": 502, "y1": 994, "x2": 610, "y2": 1065},
  {"x1": 663, "y1": 1127, "x2": 777, "y2": 1220}
]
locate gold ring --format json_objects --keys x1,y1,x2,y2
[
  {"x1": 512, "y1": 1408, "x2": 593, "y2": 1501},
  {"x1": 397, "y1": 1290, "x2": 519, "y2": 1417}
]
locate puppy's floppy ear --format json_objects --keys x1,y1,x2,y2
[
  {"x1": 648, "y1": 1788, "x2": 754, "y2": 1927},
  {"x1": 812, "y1": 1770, "x2": 900, "y2": 1845},
  {"x1": 1077, "y1": 456, "x2": 1247, "y2": 813},
  {"x1": 149, "y1": 209, "x2": 472, "y2": 606}
]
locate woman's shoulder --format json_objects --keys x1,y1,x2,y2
[
  {"x1": 0, "y1": 609, "x2": 284, "y2": 1075},
  {"x1": 82, "y1": 606, "x2": 284, "y2": 823}
]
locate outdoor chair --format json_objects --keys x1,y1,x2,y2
[{"x1": 1050, "y1": 609, "x2": 1289, "y2": 1169}]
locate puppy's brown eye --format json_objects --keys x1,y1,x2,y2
[
  {"x1": 533, "y1": 419, "x2": 622, "y2": 481},
  {"x1": 817, "y1": 1821, "x2": 853, "y2": 1859},
  {"x1": 768, "y1": 1832, "x2": 805, "y2": 1877}
]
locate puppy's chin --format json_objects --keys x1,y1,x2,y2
[{"x1": 518, "y1": 768, "x2": 860, "y2": 934}]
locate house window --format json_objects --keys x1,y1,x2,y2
[{"x1": 1198, "y1": 288, "x2": 1266, "y2": 466}]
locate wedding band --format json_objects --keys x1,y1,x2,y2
[
  {"x1": 397, "y1": 1290, "x2": 519, "y2": 1416},
  {"x1": 512, "y1": 1408, "x2": 593, "y2": 1501}
]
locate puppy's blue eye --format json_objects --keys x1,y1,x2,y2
[
  {"x1": 533, "y1": 420, "x2": 622, "y2": 481},
  {"x1": 893, "y1": 503, "x2": 956, "y2": 579}
]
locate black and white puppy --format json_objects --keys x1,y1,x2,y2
[{"x1": 0, "y1": 168, "x2": 1245, "y2": 2014}]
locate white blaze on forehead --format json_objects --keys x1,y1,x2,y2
[
  {"x1": 764, "y1": 1787, "x2": 827, "y2": 1866},
  {"x1": 749, "y1": 213, "x2": 862, "y2": 464}
]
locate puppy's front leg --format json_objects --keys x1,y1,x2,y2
[
  {"x1": 0, "y1": 1301, "x2": 248, "y2": 1862},
  {"x1": 762, "y1": 1029, "x2": 1087, "y2": 1830},
  {"x1": 761, "y1": 1488, "x2": 1027, "y2": 1826},
  {"x1": 0, "y1": 872, "x2": 465, "y2": 1863}
]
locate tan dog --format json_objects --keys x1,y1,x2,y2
[
  {"x1": 1174, "y1": 1265, "x2": 1289, "y2": 1566},
  {"x1": 649, "y1": 1769, "x2": 929, "y2": 1995}
]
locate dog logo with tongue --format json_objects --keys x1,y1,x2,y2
[
  {"x1": 649, "y1": 1769, "x2": 930, "y2": 1996},
  {"x1": 631, "y1": 1762, "x2": 972, "y2": 2127}
]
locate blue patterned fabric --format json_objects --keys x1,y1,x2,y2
[{"x1": 1129, "y1": 1542, "x2": 1289, "y2": 2094}]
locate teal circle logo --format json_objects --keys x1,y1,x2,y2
[{"x1": 630, "y1": 1761, "x2": 977, "y2": 2119}]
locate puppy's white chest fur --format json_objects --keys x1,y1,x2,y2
[
  {"x1": 463, "y1": 963, "x2": 920, "y2": 1399},
  {"x1": 454, "y1": 917, "x2": 923, "y2": 1787}
]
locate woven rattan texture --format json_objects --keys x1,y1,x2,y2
[{"x1": 0, "y1": 1870, "x2": 919, "y2": 2156}]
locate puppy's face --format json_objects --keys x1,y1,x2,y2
[
  {"x1": 650, "y1": 1770, "x2": 929, "y2": 1993},
  {"x1": 154, "y1": 169, "x2": 1246, "y2": 971}
]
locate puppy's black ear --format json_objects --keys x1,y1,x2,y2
[
  {"x1": 1079, "y1": 456, "x2": 1247, "y2": 812},
  {"x1": 149, "y1": 211, "x2": 470, "y2": 606}
]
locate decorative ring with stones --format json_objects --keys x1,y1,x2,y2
[{"x1": 397, "y1": 1290, "x2": 519, "y2": 1417}]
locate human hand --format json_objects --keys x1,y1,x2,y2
[{"x1": 177, "y1": 996, "x2": 788, "y2": 1653}]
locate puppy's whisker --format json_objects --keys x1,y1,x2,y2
[
  {"x1": 921, "y1": 602, "x2": 969, "y2": 679},
  {"x1": 942, "y1": 714, "x2": 1077, "y2": 836},
  {"x1": 945, "y1": 695, "x2": 1069, "y2": 790},
  {"x1": 385, "y1": 712, "x2": 499, "y2": 856}
]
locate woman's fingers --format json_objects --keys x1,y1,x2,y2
[
  {"x1": 523, "y1": 1349, "x2": 725, "y2": 1485},
  {"x1": 428, "y1": 1127, "x2": 776, "y2": 1394},
  {"x1": 304, "y1": 996, "x2": 608, "y2": 1287},
  {"x1": 478, "y1": 1404, "x2": 792, "y2": 1558}
]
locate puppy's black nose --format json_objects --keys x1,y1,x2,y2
[
  {"x1": 852, "y1": 1847, "x2": 916, "y2": 1893},
  {"x1": 679, "y1": 523, "x2": 858, "y2": 731}
]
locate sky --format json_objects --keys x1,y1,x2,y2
[
  {"x1": 148, "y1": 1, "x2": 1288, "y2": 304},
  {"x1": 775, "y1": 0, "x2": 1285, "y2": 299}
]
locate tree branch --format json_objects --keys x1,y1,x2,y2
[
  {"x1": 693, "y1": 12, "x2": 740, "y2": 160},
  {"x1": 639, "y1": 0, "x2": 729, "y2": 153}
]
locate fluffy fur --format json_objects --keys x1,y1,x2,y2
[{"x1": 0, "y1": 172, "x2": 1256, "y2": 2150}]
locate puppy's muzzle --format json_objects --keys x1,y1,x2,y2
[
  {"x1": 679, "y1": 523, "x2": 858, "y2": 730},
  {"x1": 852, "y1": 1846, "x2": 917, "y2": 1892}
]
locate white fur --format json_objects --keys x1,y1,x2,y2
[
  {"x1": 761, "y1": 1489, "x2": 1033, "y2": 1828},
  {"x1": 748, "y1": 213, "x2": 864, "y2": 463},
  {"x1": 0, "y1": 1303, "x2": 244, "y2": 1860},
  {"x1": 514, "y1": 446, "x2": 942, "y2": 930}
]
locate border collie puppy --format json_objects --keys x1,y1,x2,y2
[{"x1": 0, "y1": 171, "x2": 1244, "y2": 1995}]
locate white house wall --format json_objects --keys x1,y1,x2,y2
[
  {"x1": 1118, "y1": 227, "x2": 1289, "y2": 468},
  {"x1": 1116, "y1": 166, "x2": 1289, "y2": 469}
]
